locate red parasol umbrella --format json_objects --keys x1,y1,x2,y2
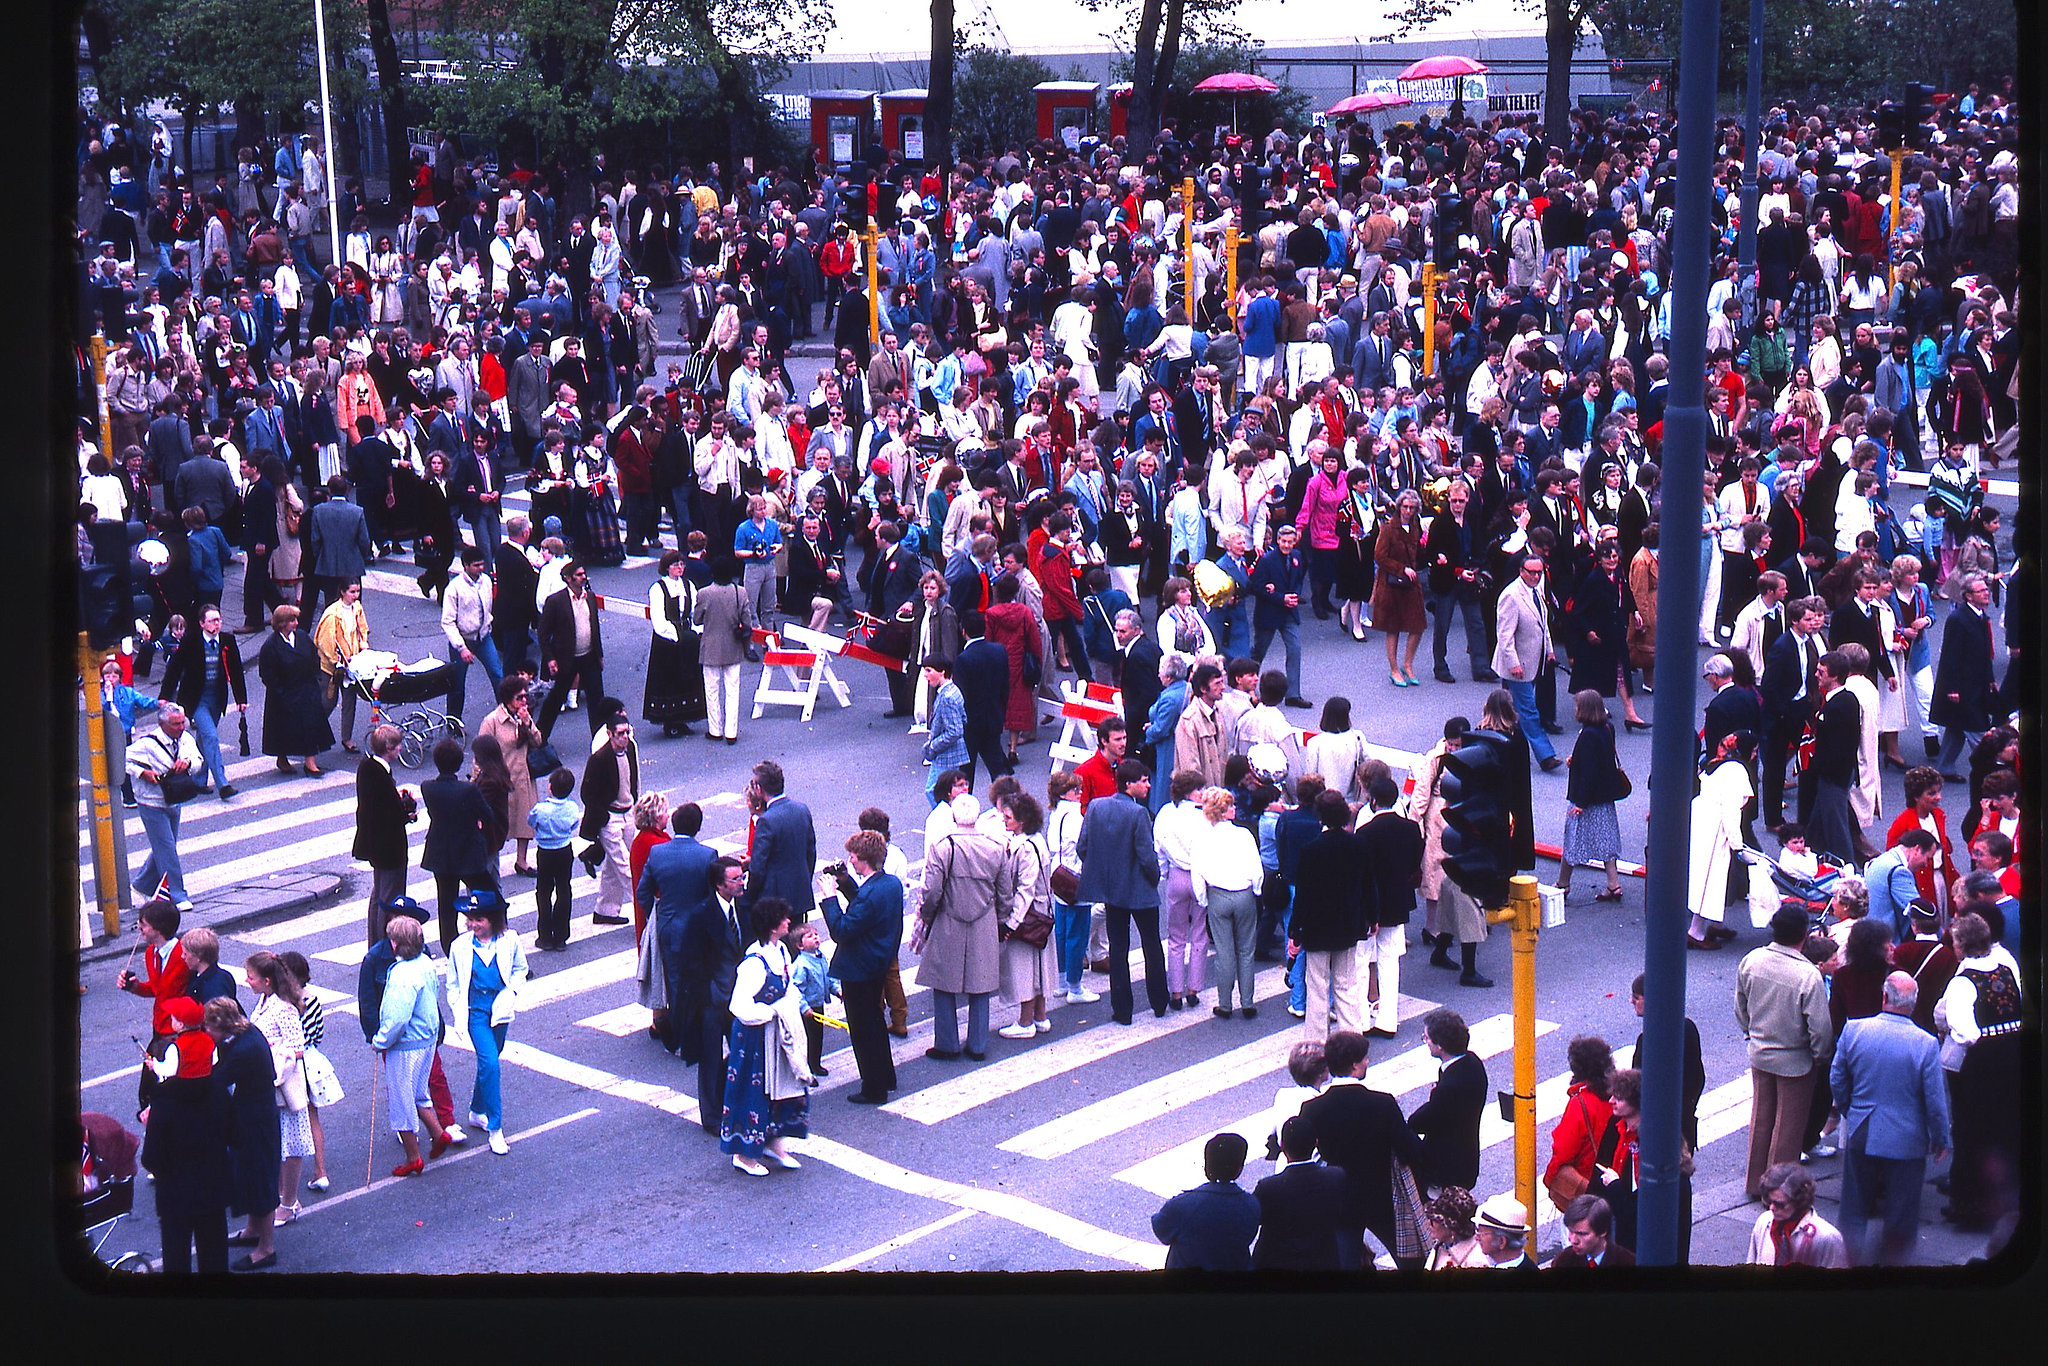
[
  {"x1": 1397, "y1": 54, "x2": 1489, "y2": 81},
  {"x1": 1328, "y1": 92, "x2": 1414, "y2": 117},
  {"x1": 1192, "y1": 71, "x2": 1280, "y2": 136}
]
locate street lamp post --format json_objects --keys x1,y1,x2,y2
[
  {"x1": 313, "y1": 0, "x2": 344, "y2": 271},
  {"x1": 1736, "y1": 0, "x2": 1763, "y2": 274}
]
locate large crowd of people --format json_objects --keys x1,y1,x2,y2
[{"x1": 79, "y1": 68, "x2": 2025, "y2": 1273}]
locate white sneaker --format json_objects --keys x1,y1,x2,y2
[
  {"x1": 1064, "y1": 987, "x2": 1101, "y2": 1004},
  {"x1": 907, "y1": 723, "x2": 930, "y2": 735},
  {"x1": 469, "y1": 1111, "x2": 490, "y2": 1131},
  {"x1": 442, "y1": 1124, "x2": 467, "y2": 1146},
  {"x1": 1034, "y1": 1019, "x2": 1051, "y2": 1033},
  {"x1": 488, "y1": 1129, "x2": 509, "y2": 1155},
  {"x1": 998, "y1": 1022, "x2": 1038, "y2": 1040}
]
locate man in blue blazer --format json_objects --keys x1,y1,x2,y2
[
  {"x1": 1829, "y1": 971, "x2": 1951, "y2": 1265},
  {"x1": 952, "y1": 611, "x2": 1014, "y2": 787},
  {"x1": 1151, "y1": 1132, "x2": 1261, "y2": 1270},
  {"x1": 636, "y1": 802, "x2": 716, "y2": 1057},
  {"x1": 820, "y1": 829, "x2": 904, "y2": 1103},
  {"x1": 1250, "y1": 522, "x2": 1310, "y2": 704},
  {"x1": 743, "y1": 760, "x2": 816, "y2": 916},
  {"x1": 1076, "y1": 760, "x2": 1166, "y2": 1024}
]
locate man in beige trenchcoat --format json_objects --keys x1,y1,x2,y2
[{"x1": 917, "y1": 793, "x2": 1014, "y2": 1061}]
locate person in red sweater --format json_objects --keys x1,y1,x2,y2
[
  {"x1": 1073, "y1": 716, "x2": 1128, "y2": 810},
  {"x1": 1544, "y1": 1035, "x2": 1616, "y2": 1213},
  {"x1": 118, "y1": 898, "x2": 191, "y2": 1117},
  {"x1": 1884, "y1": 766, "x2": 1954, "y2": 912}
]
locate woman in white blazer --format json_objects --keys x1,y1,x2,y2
[{"x1": 445, "y1": 890, "x2": 530, "y2": 1154}]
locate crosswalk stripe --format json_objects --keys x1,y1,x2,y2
[
  {"x1": 1001, "y1": 994, "x2": 1474, "y2": 1161},
  {"x1": 79, "y1": 772, "x2": 337, "y2": 850},
  {"x1": 815, "y1": 1209, "x2": 980, "y2": 1271},
  {"x1": 1113, "y1": 1014, "x2": 1553, "y2": 1198},
  {"x1": 885, "y1": 964, "x2": 1294, "y2": 1125},
  {"x1": 1478, "y1": 1070, "x2": 1577, "y2": 1150}
]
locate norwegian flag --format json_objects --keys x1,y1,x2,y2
[{"x1": 1644, "y1": 78, "x2": 1662, "y2": 94}]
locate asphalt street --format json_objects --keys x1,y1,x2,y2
[{"x1": 72, "y1": 333, "x2": 2015, "y2": 1275}]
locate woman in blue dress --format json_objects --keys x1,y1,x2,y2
[
  {"x1": 446, "y1": 890, "x2": 529, "y2": 1155},
  {"x1": 722, "y1": 897, "x2": 814, "y2": 1177}
]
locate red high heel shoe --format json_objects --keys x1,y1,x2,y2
[
  {"x1": 391, "y1": 1158, "x2": 426, "y2": 1178},
  {"x1": 428, "y1": 1132, "x2": 453, "y2": 1161}
]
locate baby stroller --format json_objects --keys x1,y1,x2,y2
[
  {"x1": 345, "y1": 651, "x2": 463, "y2": 768},
  {"x1": 79, "y1": 1113, "x2": 152, "y2": 1273},
  {"x1": 1747, "y1": 845, "x2": 1844, "y2": 934}
]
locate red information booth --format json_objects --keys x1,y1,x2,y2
[
  {"x1": 1108, "y1": 83, "x2": 1133, "y2": 142},
  {"x1": 1034, "y1": 81, "x2": 1100, "y2": 149},
  {"x1": 807, "y1": 90, "x2": 876, "y2": 169},
  {"x1": 878, "y1": 89, "x2": 929, "y2": 164}
]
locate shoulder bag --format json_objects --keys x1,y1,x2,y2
[
  {"x1": 1544, "y1": 1092, "x2": 1595, "y2": 1210},
  {"x1": 525, "y1": 740, "x2": 563, "y2": 780},
  {"x1": 154, "y1": 734, "x2": 203, "y2": 804}
]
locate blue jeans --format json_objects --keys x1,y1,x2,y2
[
  {"x1": 1428, "y1": 590, "x2": 1490, "y2": 675},
  {"x1": 1053, "y1": 899, "x2": 1089, "y2": 992},
  {"x1": 1288, "y1": 946, "x2": 1307, "y2": 1014},
  {"x1": 133, "y1": 802, "x2": 186, "y2": 902},
  {"x1": 191, "y1": 701, "x2": 229, "y2": 789},
  {"x1": 931, "y1": 990, "x2": 989, "y2": 1055},
  {"x1": 446, "y1": 637, "x2": 505, "y2": 720},
  {"x1": 1934, "y1": 725, "x2": 1983, "y2": 775},
  {"x1": 666, "y1": 483, "x2": 695, "y2": 541},
  {"x1": 1252, "y1": 617, "x2": 1302, "y2": 696},
  {"x1": 1208, "y1": 605, "x2": 1251, "y2": 659},
  {"x1": 1838, "y1": 1147, "x2": 1926, "y2": 1266},
  {"x1": 467, "y1": 1011, "x2": 508, "y2": 1132},
  {"x1": 467, "y1": 505, "x2": 503, "y2": 558},
  {"x1": 1505, "y1": 678, "x2": 1557, "y2": 762}
]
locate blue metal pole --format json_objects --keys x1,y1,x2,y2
[
  {"x1": 1637, "y1": 0, "x2": 1722, "y2": 1268},
  {"x1": 1737, "y1": 0, "x2": 1763, "y2": 273}
]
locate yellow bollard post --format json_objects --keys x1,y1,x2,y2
[
  {"x1": 91, "y1": 330, "x2": 114, "y2": 463},
  {"x1": 1421, "y1": 262, "x2": 1438, "y2": 378},
  {"x1": 1887, "y1": 147, "x2": 1905, "y2": 292},
  {"x1": 1486, "y1": 873, "x2": 1543, "y2": 1247},
  {"x1": 79, "y1": 634, "x2": 123, "y2": 939},
  {"x1": 1225, "y1": 226, "x2": 1240, "y2": 329},
  {"x1": 1182, "y1": 176, "x2": 1198, "y2": 322},
  {"x1": 865, "y1": 222, "x2": 881, "y2": 350}
]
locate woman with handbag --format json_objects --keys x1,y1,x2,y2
[
  {"x1": 278, "y1": 951, "x2": 339, "y2": 1195},
  {"x1": 693, "y1": 556, "x2": 755, "y2": 746},
  {"x1": 643, "y1": 549, "x2": 705, "y2": 737},
  {"x1": 1044, "y1": 772, "x2": 1097, "y2": 1005},
  {"x1": 476, "y1": 678, "x2": 544, "y2": 877},
  {"x1": 1543, "y1": 1035, "x2": 1615, "y2": 1214},
  {"x1": 412, "y1": 449, "x2": 458, "y2": 601},
  {"x1": 1557, "y1": 690, "x2": 1629, "y2": 904},
  {"x1": 722, "y1": 898, "x2": 814, "y2": 1177},
  {"x1": 256, "y1": 604, "x2": 334, "y2": 778},
  {"x1": 984, "y1": 574, "x2": 1042, "y2": 759},
  {"x1": 242, "y1": 952, "x2": 312, "y2": 1229},
  {"x1": 1372, "y1": 488, "x2": 1428, "y2": 685},
  {"x1": 205, "y1": 996, "x2": 282, "y2": 1270},
  {"x1": 996, "y1": 793, "x2": 1060, "y2": 1040}
]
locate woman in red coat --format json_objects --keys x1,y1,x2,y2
[
  {"x1": 1884, "y1": 766, "x2": 1954, "y2": 912},
  {"x1": 983, "y1": 574, "x2": 1044, "y2": 760},
  {"x1": 1544, "y1": 1035, "x2": 1616, "y2": 1212}
]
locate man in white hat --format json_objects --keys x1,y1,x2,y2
[{"x1": 1472, "y1": 1193, "x2": 1537, "y2": 1270}]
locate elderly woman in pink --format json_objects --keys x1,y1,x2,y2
[{"x1": 1294, "y1": 443, "x2": 1349, "y2": 621}]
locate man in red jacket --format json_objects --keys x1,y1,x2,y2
[{"x1": 613, "y1": 402, "x2": 660, "y2": 555}]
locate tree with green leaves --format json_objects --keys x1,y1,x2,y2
[
  {"x1": 1080, "y1": 0, "x2": 1245, "y2": 158},
  {"x1": 1112, "y1": 37, "x2": 1310, "y2": 147},
  {"x1": 952, "y1": 45, "x2": 1057, "y2": 160}
]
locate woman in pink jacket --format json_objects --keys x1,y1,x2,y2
[{"x1": 1294, "y1": 446, "x2": 1349, "y2": 620}]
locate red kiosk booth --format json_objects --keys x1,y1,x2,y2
[
  {"x1": 878, "y1": 89, "x2": 929, "y2": 164},
  {"x1": 807, "y1": 90, "x2": 876, "y2": 170},
  {"x1": 1033, "y1": 81, "x2": 1100, "y2": 150}
]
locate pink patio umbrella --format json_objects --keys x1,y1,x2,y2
[
  {"x1": 1328, "y1": 91, "x2": 1414, "y2": 117},
  {"x1": 1397, "y1": 54, "x2": 1490, "y2": 81},
  {"x1": 1192, "y1": 71, "x2": 1281, "y2": 135}
]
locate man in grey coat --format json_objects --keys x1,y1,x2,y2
[
  {"x1": 1829, "y1": 971, "x2": 1951, "y2": 1265},
  {"x1": 173, "y1": 438, "x2": 235, "y2": 527},
  {"x1": 1076, "y1": 759, "x2": 1167, "y2": 1024},
  {"x1": 304, "y1": 474, "x2": 374, "y2": 623},
  {"x1": 917, "y1": 792, "x2": 1013, "y2": 1060},
  {"x1": 503, "y1": 334, "x2": 553, "y2": 466}
]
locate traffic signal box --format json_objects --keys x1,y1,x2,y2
[{"x1": 1440, "y1": 727, "x2": 1516, "y2": 908}]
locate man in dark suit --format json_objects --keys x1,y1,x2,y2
[
  {"x1": 1356, "y1": 774, "x2": 1422, "y2": 1038},
  {"x1": 453, "y1": 426, "x2": 504, "y2": 556},
  {"x1": 1407, "y1": 1007, "x2": 1488, "y2": 1193},
  {"x1": 158, "y1": 602, "x2": 249, "y2": 799},
  {"x1": 1829, "y1": 569, "x2": 1897, "y2": 684},
  {"x1": 535, "y1": 561, "x2": 604, "y2": 740},
  {"x1": 677, "y1": 266, "x2": 717, "y2": 349},
  {"x1": 1291, "y1": 791, "x2": 1372, "y2": 1038},
  {"x1": 351, "y1": 723, "x2": 413, "y2": 944},
  {"x1": 1250, "y1": 523, "x2": 1311, "y2": 704},
  {"x1": 864, "y1": 521, "x2": 922, "y2": 621},
  {"x1": 820, "y1": 830, "x2": 904, "y2": 1103},
  {"x1": 1252, "y1": 1117, "x2": 1353, "y2": 1269},
  {"x1": 492, "y1": 515, "x2": 541, "y2": 674},
  {"x1": 1298, "y1": 1030, "x2": 1427, "y2": 1267},
  {"x1": 1115, "y1": 610, "x2": 1165, "y2": 767},
  {"x1": 1803, "y1": 651, "x2": 1864, "y2": 860},
  {"x1": 679, "y1": 857, "x2": 747, "y2": 1134},
  {"x1": 1771, "y1": 539, "x2": 1830, "y2": 601},
  {"x1": 952, "y1": 611, "x2": 1014, "y2": 788},
  {"x1": 638, "y1": 803, "x2": 716, "y2": 1056},
  {"x1": 743, "y1": 760, "x2": 817, "y2": 917},
  {"x1": 347, "y1": 415, "x2": 401, "y2": 554},
  {"x1": 1758, "y1": 596, "x2": 1827, "y2": 831},
  {"x1": 419, "y1": 737, "x2": 500, "y2": 950},
  {"x1": 147, "y1": 396, "x2": 195, "y2": 491},
  {"x1": 1076, "y1": 760, "x2": 1166, "y2": 1024},
  {"x1": 1548, "y1": 1194, "x2": 1636, "y2": 1268},
  {"x1": 1930, "y1": 572, "x2": 1999, "y2": 779}
]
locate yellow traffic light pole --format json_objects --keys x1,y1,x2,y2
[
  {"x1": 84, "y1": 330, "x2": 123, "y2": 940},
  {"x1": 1182, "y1": 176, "x2": 1198, "y2": 322},
  {"x1": 1485, "y1": 873, "x2": 1543, "y2": 1247},
  {"x1": 1887, "y1": 147, "x2": 1906, "y2": 291},
  {"x1": 865, "y1": 222, "x2": 881, "y2": 350},
  {"x1": 1420, "y1": 262, "x2": 1439, "y2": 377},
  {"x1": 1224, "y1": 226, "x2": 1240, "y2": 328}
]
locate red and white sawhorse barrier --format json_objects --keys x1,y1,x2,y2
[
  {"x1": 751, "y1": 625, "x2": 858, "y2": 721},
  {"x1": 1049, "y1": 680, "x2": 1124, "y2": 770}
]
